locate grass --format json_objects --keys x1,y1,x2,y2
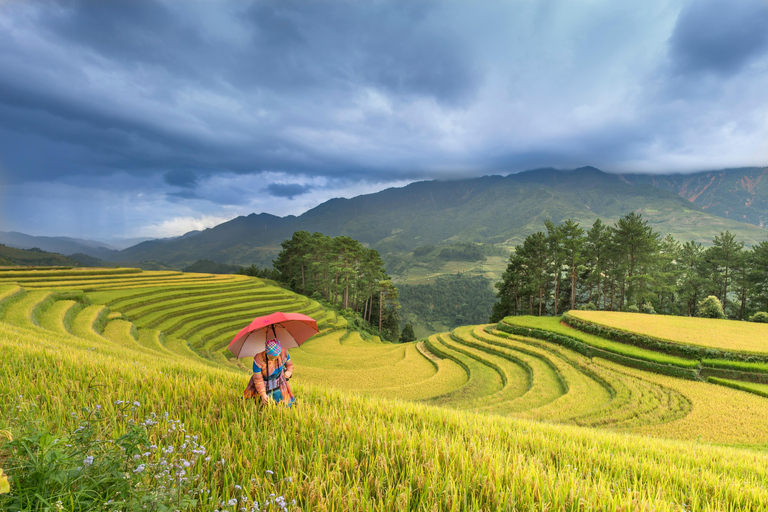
[
  {"x1": 568, "y1": 310, "x2": 768, "y2": 355},
  {"x1": 5, "y1": 319, "x2": 768, "y2": 510},
  {"x1": 5, "y1": 268, "x2": 768, "y2": 509}
]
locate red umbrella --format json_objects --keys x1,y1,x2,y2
[{"x1": 227, "y1": 311, "x2": 319, "y2": 359}]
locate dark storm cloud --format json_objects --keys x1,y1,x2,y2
[
  {"x1": 0, "y1": 0, "x2": 480, "y2": 188},
  {"x1": 669, "y1": 0, "x2": 768, "y2": 76},
  {"x1": 266, "y1": 183, "x2": 312, "y2": 199},
  {"x1": 167, "y1": 190, "x2": 200, "y2": 201},
  {"x1": 1, "y1": 0, "x2": 768, "y2": 240},
  {"x1": 164, "y1": 170, "x2": 198, "y2": 189}
]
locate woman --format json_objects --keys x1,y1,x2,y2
[{"x1": 244, "y1": 338, "x2": 295, "y2": 406}]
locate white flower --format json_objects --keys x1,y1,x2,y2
[
  {"x1": 133, "y1": 401, "x2": 141, "y2": 407},
  {"x1": 133, "y1": 464, "x2": 146, "y2": 473},
  {"x1": 83, "y1": 455, "x2": 94, "y2": 466},
  {"x1": 228, "y1": 499, "x2": 238, "y2": 506}
]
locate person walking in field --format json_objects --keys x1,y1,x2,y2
[{"x1": 244, "y1": 338, "x2": 295, "y2": 406}]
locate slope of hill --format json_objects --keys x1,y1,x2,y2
[
  {"x1": 620, "y1": 166, "x2": 768, "y2": 229},
  {"x1": 111, "y1": 167, "x2": 768, "y2": 272},
  {"x1": 4, "y1": 268, "x2": 768, "y2": 510},
  {"x1": 0, "y1": 244, "x2": 82, "y2": 267}
]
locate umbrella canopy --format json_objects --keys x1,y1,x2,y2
[{"x1": 227, "y1": 311, "x2": 318, "y2": 359}]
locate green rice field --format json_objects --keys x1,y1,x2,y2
[
  {"x1": 568, "y1": 310, "x2": 768, "y2": 355},
  {"x1": 3, "y1": 268, "x2": 768, "y2": 510}
]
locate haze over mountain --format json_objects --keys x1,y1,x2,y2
[{"x1": 103, "y1": 167, "x2": 768, "y2": 272}]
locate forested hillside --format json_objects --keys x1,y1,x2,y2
[
  {"x1": 398, "y1": 273, "x2": 497, "y2": 335},
  {"x1": 620, "y1": 167, "x2": 768, "y2": 229},
  {"x1": 0, "y1": 244, "x2": 82, "y2": 267}
]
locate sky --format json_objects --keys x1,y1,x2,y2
[{"x1": 1, "y1": 0, "x2": 767, "y2": 243}]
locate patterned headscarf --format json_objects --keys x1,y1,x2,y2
[{"x1": 265, "y1": 339, "x2": 281, "y2": 358}]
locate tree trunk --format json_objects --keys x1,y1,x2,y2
[
  {"x1": 570, "y1": 266, "x2": 577, "y2": 311},
  {"x1": 378, "y1": 289, "x2": 383, "y2": 334},
  {"x1": 596, "y1": 273, "x2": 601, "y2": 310},
  {"x1": 610, "y1": 279, "x2": 615, "y2": 311},
  {"x1": 538, "y1": 285, "x2": 543, "y2": 316}
]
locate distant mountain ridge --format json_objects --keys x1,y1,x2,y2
[
  {"x1": 107, "y1": 166, "x2": 768, "y2": 270},
  {"x1": 0, "y1": 231, "x2": 119, "y2": 260},
  {"x1": 619, "y1": 166, "x2": 768, "y2": 228}
]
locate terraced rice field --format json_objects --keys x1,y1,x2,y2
[
  {"x1": 568, "y1": 310, "x2": 768, "y2": 354},
  {"x1": 4, "y1": 268, "x2": 768, "y2": 509}
]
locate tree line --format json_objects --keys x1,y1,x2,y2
[
  {"x1": 273, "y1": 231, "x2": 401, "y2": 340},
  {"x1": 491, "y1": 213, "x2": 768, "y2": 321}
]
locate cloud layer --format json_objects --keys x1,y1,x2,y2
[{"x1": 0, "y1": 0, "x2": 766, "y2": 239}]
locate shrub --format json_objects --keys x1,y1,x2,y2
[
  {"x1": 697, "y1": 296, "x2": 725, "y2": 319},
  {"x1": 641, "y1": 303, "x2": 656, "y2": 315},
  {"x1": 578, "y1": 302, "x2": 597, "y2": 311},
  {"x1": 0, "y1": 401, "x2": 211, "y2": 512},
  {"x1": 750, "y1": 312, "x2": 768, "y2": 323},
  {"x1": 626, "y1": 305, "x2": 640, "y2": 313}
]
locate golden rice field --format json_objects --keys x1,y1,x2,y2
[
  {"x1": 3, "y1": 268, "x2": 768, "y2": 510},
  {"x1": 568, "y1": 310, "x2": 768, "y2": 354}
]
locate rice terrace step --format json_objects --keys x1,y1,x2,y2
[{"x1": 3, "y1": 267, "x2": 768, "y2": 510}]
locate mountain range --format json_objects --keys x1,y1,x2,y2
[
  {"x1": 112, "y1": 166, "x2": 768, "y2": 269},
  {"x1": 4, "y1": 166, "x2": 768, "y2": 276}
]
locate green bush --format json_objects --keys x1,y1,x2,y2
[
  {"x1": 640, "y1": 303, "x2": 656, "y2": 315},
  {"x1": 749, "y1": 312, "x2": 768, "y2": 323},
  {"x1": 578, "y1": 302, "x2": 597, "y2": 311},
  {"x1": 697, "y1": 296, "x2": 725, "y2": 319},
  {"x1": 626, "y1": 305, "x2": 640, "y2": 313}
]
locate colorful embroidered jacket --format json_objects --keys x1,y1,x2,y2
[{"x1": 244, "y1": 347, "x2": 294, "y2": 404}]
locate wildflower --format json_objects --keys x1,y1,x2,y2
[
  {"x1": 83, "y1": 455, "x2": 94, "y2": 466},
  {"x1": 234, "y1": 485, "x2": 242, "y2": 490},
  {"x1": 228, "y1": 499, "x2": 238, "y2": 506},
  {"x1": 265, "y1": 470, "x2": 274, "y2": 475},
  {"x1": 133, "y1": 464, "x2": 146, "y2": 473},
  {"x1": 133, "y1": 401, "x2": 141, "y2": 407}
]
